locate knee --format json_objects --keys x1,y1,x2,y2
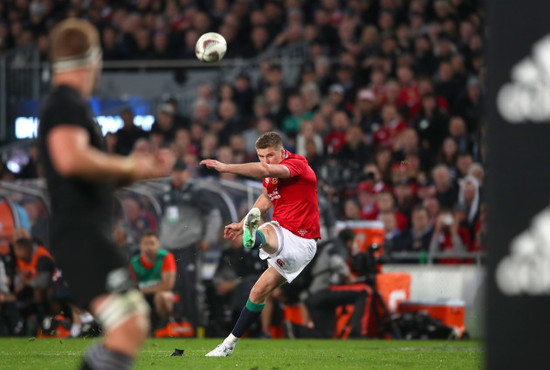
[
  {"x1": 155, "y1": 292, "x2": 174, "y2": 306},
  {"x1": 249, "y1": 284, "x2": 267, "y2": 303},
  {"x1": 96, "y1": 290, "x2": 151, "y2": 338}
]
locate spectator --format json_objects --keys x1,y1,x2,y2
[
  {"x1": 429, "y1": 209, "x2": 468, "y2": 264},
  {"x1": 130, "y1": 231, "x2": 176, "y2": 327},
  {"x1": 393, "y1": 179, "x2": 417, "y2": 218},
  {"x1": 282, "y1": 93, "x2": 314, "y2": 138},
  {"x1": 432, "y1": 164, "x2": 458, "y2": 208},
  {"x1": 434, "y1": 61, "x2": 461, "y2": 108},
  {"x1": 413, "y1": 93, "x2": 449, "y2": 161},
  {"x1": 159, "y1": 161, "x2": 222, "y2": 330},
  {"x1": 373, "y1": 104, "x2": 407, "y2": 149},
  {"x1": 304, "y1": 229, "x2": 368, "y2": 339},
  {"x1": 296, "y1": 120, "x2": 323, "y2": 158},
  {"x1": 19, "y1": 144, "x2": 40, "y2": 179},
  {"x1": 454, "y1": 76, "x2": 484, "y2": 133},
  {"x1": 115, "y1": 108, "x2": 146, "y2": 155},
  {"x1": 423, "y1": 196, "x2": 441, "y2": 225},
  {"x1": 122, "y1": 197, "x2": 153, "y2": 243},
  {"x1": 438, "y1": 137, "x2": 459, "y2": 170},
  {"x1": 352, "y1": 89, "x2": 380, "y2": 135},
  {"x1": 151, "y1": 103, "x2": 181, "y2": 145},
  {"x1": 337, "y1": 125, "x2": 371, "y2": 170},
  {"x1": 376, "y1": 191, "x2": 408, "y2": 232},
  {"x1": 458, "y1": 175, "x2": 481, "y2": 234},
  {"x1": 467, "y1": 162, "x2": 485, "y2": 189},
  {"x1": 456, "y1": 152, "x2": 473, "y2": 181},
  {"x1": 343, "y1": 198, "x2": 361, "y2": 220},
  {"x1": 324, "y1": 111, "x2": 350, "y2": 155},
  {"x1": 393, "y1": 206, "x2": 434, "y2": 260},
  {"x1": 13, "y1": 229, "x2": 55, "y2": 329},
  {"x1": 357, "y1": 181, "x2": 377, "y2": 220},
  {"x1": 449, "y1": 116, "x2": 473, "y2": 154},
  {"x1": 380, "y1": 211, "x2": 401, "y2": 243},
  {"x1": 264, "y1": 85, "x2": 287, "y2": 127}
]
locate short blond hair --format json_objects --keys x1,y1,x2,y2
[
  {"x1": 49, "y1": 18, "x2": 99, "y2": 62},
  {"x1": 255, "y1": 131, "x2": 283, "y2": 150}
]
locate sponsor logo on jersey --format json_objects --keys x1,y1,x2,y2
[
  {"x1": 267, "y1": 190, "x2": 281, "y2": 201},
  {"x1": 497, "y1": 34, "x2": 550, "y2": 123},
  {"x1": 298, "y1": 229, "x2": 307, "y2": 236},
  {"x1": 276, "y1": 258, "x2": 285, "y2": 268},
  {"x1": 496, "y1": 206, "x2": 550, "y2": 295}
]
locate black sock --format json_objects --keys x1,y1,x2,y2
[
  {"x1": 81, "y1": 344, "x2": 133, "y2": 370},
  {"x1": 251, "y1": 230, "x2": 266, "y2": 250},
  {"x1": 231, "y1": 298, "x2": 265, "y2": 338}
]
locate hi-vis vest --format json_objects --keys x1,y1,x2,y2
[
  {"x1": 16, "y1": 246, "x2": 54, "y2": 278},
  {"x1": 130, "y1": 249, "x2": 168, "y2": 289}
]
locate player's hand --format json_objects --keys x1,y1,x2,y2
[
  {"x1": 217, "y1": 281, "x2": 236, "y2": 295},
  {"x1": 197, "y1": 240, "x2": 210, "y2": 251},
  {"x1": 131, "y1": 149, "x2": 175, "y2": 181},
  {"x1": 224, "y1": 222, "x2": 243, "y2": 240},
  {"x1": 200, "y1": 159, "x2": 227, "y2": 173}
]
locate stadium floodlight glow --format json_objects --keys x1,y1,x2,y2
[{"x1": 15, "y1": 115, "x2": 155, "y2": 139}]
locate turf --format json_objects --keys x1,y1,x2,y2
[{"x1": 0, "y1": 338, "x2": 483, "y2": 369}]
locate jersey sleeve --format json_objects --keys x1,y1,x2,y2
[
  {"x1": 39, "y1": 94, "x2": 88, "y2": 135},
  {"x1": 162, "y1": 252, "x2": 177, "y2": 273},
  {"x1": 282, "y1": 157, "x2": 307, "y2": 177}
]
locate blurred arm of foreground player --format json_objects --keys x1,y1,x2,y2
[{"x1": 47, "y1": 125, "x2": 174, "y2": 183}]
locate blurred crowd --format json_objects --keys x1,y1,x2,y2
[{"x1": 2, "y1": 0, "x2": 487, "y2": 259}]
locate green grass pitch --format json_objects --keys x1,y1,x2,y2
[{"x1": 0, "y1": 338, "x2": 483, "y2": 369}]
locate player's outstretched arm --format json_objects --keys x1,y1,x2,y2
[
  {"x1": 200, "y1": 159, "x2": 291, "y2": 179},
  {"x1": 48, "y1": 125, "x2": 174, "y2": 182}
]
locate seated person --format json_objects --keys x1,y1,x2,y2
[
  {"x1": 303, "y1": 229, "x2": 368, "y2": 338},
  {"x1": 13, "y1": 228, "x2": 55, "y2": 330},
  {"x1": 130, "y1": 231, "x2": 176, "y2": 327}
]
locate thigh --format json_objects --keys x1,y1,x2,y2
[{"x1": 52, "y1": 235, "x2": 126, "y2": 309}]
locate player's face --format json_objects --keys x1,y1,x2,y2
[
  {"x1": 140, "y1": 236, "x2": 159, "y2": 258},
  {"x1": 257, "y1": 146, "x2": 284, "y2": 165}
]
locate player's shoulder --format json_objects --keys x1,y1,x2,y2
[
  {"x1": 283, "y1": 150, "x2": 307, "y2": 163},
  {"x1": 43, "y1": 85, "x2": 84, "y2": 110}
]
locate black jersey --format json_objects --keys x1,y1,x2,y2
[
  {"x1": 38, "y1": 84, "x2": 126, "y2": 307},
  {"x1": 38, "y1": 85, "x2": 116, "y2": 247}
]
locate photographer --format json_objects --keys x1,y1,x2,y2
[
  {"x1": 428, "y1": 209, "x2": 468, "y2": 264},
  {"x1": 304, "y1": 229, "x2": 368, "y2": 338}
]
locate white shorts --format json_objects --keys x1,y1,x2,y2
[{"x1": 258, "y1": 221, "x2": 317, "y2": 283}]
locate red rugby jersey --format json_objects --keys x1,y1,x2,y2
[{"x1": 263, "y1": 150, "x2": 321, "y2": 239}]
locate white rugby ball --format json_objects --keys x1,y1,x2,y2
[{"x1": 195, "y1": 32, "x2": 227, "y2": 63}]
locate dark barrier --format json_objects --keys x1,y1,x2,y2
[{"x1": 487, "y1": 1, "x2": 550, "y2": 368}]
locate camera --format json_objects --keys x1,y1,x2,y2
[{"x1": 350, "y1": 244, "x2": 382, "y2": 286}]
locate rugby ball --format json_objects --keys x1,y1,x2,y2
[{"x1": 195, "y1": 32, "x2": 227, "y2": 63}]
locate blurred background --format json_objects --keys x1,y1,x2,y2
[{"x1": 0, "y1": 0, "x2": 485, "y2": 341}]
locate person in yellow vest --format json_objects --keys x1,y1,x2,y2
[{"x1": 129, "y1": 231, "x2": 176, "y2": 326}]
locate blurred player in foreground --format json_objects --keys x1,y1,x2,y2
[
  {"x1": 201, "y1": 132, "x2": 320, "y2": 356},
  {"x1": 38, "y1": 19, "x2": 173, "y2": 370}
]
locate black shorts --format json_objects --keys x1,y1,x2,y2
[{"x1": 51, "y1": 233, "x2": 127, "y2": 309}]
